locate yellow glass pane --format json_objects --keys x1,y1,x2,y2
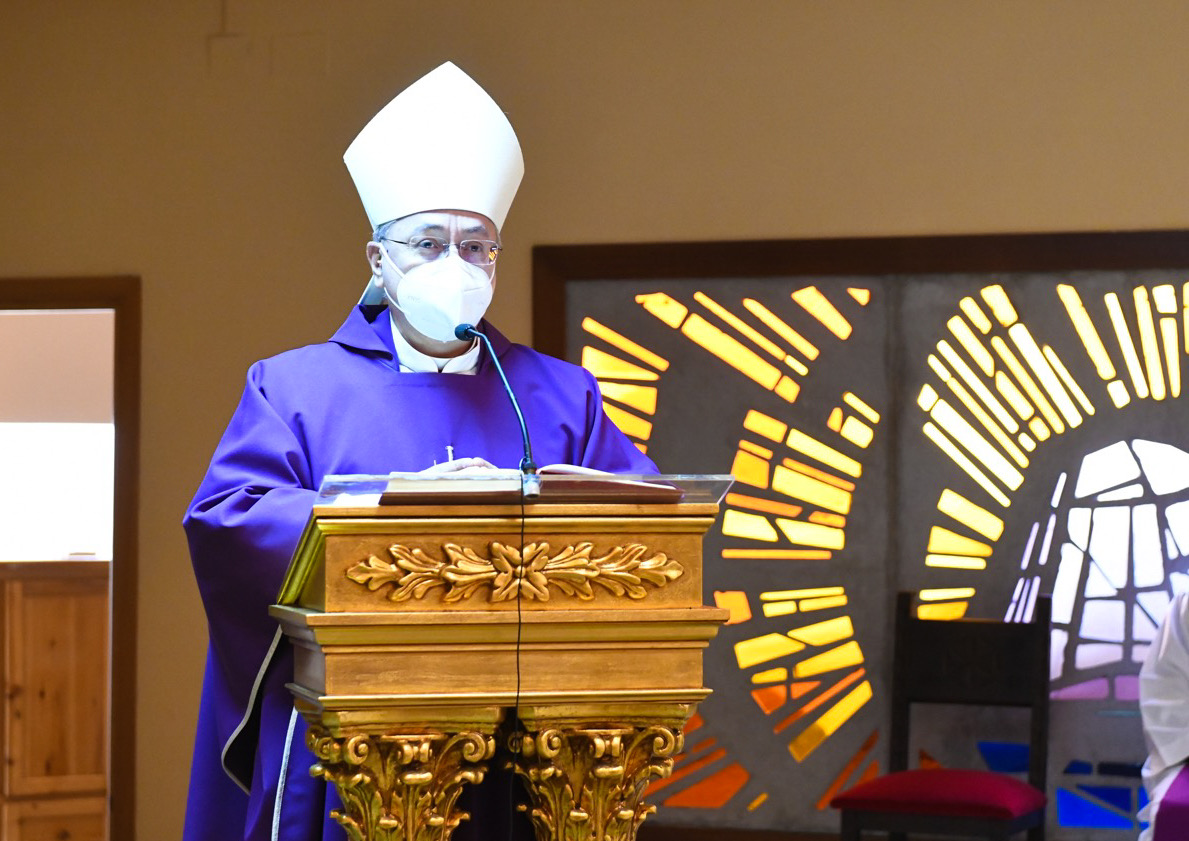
[
  {"x1": 599, "y1": 382, "x2": 657, "y2": 415},
  {"x1": 1161, "y1": 317, "x2": 1181, "y2": 399},
  {"x1": 635, "y1": 292, "x2": 688, "y2": 328},
  {"x1": 730, "y1": 449, "x2": 771, "y2": 490},
  {"x1": 784, "y1": 354, "x2": 810, "y2": 376},
  {"x1": 1027, "y1": 415, "x2": 1051, "y2": 441},
  {"x1": 918, "y1": 383, "x2": 939, "y2": 411},
  {"x1": 1056, "y1": 284, "x2": 1116, "y2": 380},
  {"x1": 1153, "y1": 283, "x2": 1178, "y2": 314},
  {"x1": 776, "y1": 518, "x2": 845, "y2": 549},
  {"x1": 782, "y1": 458, "x2": 855, "y2": 491},
  {"x1": 725, "y1": 492, "x2": 801, "y2": 518},
  {"x1": 723, "y1": 549, "x2": 832, "y2": 560},
  {"x1": 799, "y1": 594, "x2": 848, "y2": 611},
  {"x1": 722, "y1": 509, "x2": 779, "y2": 542},
  {"x1": 748, "y1": 793, "x2": 769, "y2": 811},
  {"x1": 927, "y1": 525, "x2": 992, "y2": 557},
  {"x1": 980, "y1": 284, "x2": 1019, "y2": 327},
  {"x1": 683, "y1": 314, "x2": 782, "y2": 389},
  {"x1": 743, "y1": 409, "x2": 788, "y2": 442},
  {"x1": 774, "y1": 376, "x2": 801, "y2": 403},
  {"x1": 843, "y1": 392, "x2": 880, "y2": 423},
  {"x1": 827, "y1": 407, "x2": 843, "y2": 432},
  {"x1": 928, "y1": 397, "x2": 1024, "y2": 491},
  {"x1": 694, "y1": 291, "x2": 787, "y2": 361},
  {"x1": 949, "y1": 316, "x2": 996, "y2": 376},
  {"x1": 931, "y1": 355, "x2": 1027, "y2": 467},
  {"x1": 1134, "y1": 286, "x2": 1166, "y2": 401},
  {"x1": 937, "y1": 489, "x2": 1004, "y2": 540},
  {"x1": 792, "y1": 286, "x2": 852, "y2": 339},
  {"x1": 742, "y1": 298, "x2": 820, "y2": 360},
  {"x1": 1042, "y1": 345, "x2": 1095, "y2": 416},
  {"x1": 714, "y1": 590, "x2": 752, "y2": 624},
  {"x1": 919, "y1": 587, "x2": 976, "y2": 601},
  {"x1": 994, "y1": 371, "x2": 1034, "y2": 419},
  {"x1": 763, "y1": 600, "x2": 799, "y2": 617},
  {"x1": 809, "y1": 511, "x2": 847, "y2": 528},
  {"x1": 938, "y1": 340, "x2": 1020, "y2": 433},
  {"x1": 1105, "y1": 291, "x2": 1150, "y2": 398},
  {"x1": 925, "y1": 553, "x2": 987, "y2": 570},
  {"x1": 922, "y1": 422, "x2": 1010, "y2": 508},
  {"x1": 839, "y1": 416, "x2": 874, "y2": 449},
  {"x1": 581, "y1": 317, "x2": 669, "y2": 371},
  {"x1": 789, "y1": 681, "x2": 872, "y2": 762},
  {"x1": 959, "y1": 296, "x2": 993, "y2": 333},
  {"x1": 581, "y1": 346, "x2": 659, "y2": 381},
  {"x1": 788, "y1": 616, "x2": 854, "y2": 646},
  {"x1": 761, "y1": 587, "x2": 844, "y2": 601},
  {"x1": 1007, "y1": 323, "x2": 1082, "y2": 428},
  {"x1": 991, "y1": 336, "x2": 1064, "y2": 433},
  {"x1": 751, "y1": 667, "x2": 788, "y2": 684},
  {"x1": 772, "y1": 466, "x2": 852, "y2": 514},
  {"x1": 785, "y1": 429, "x2": 862, "y2": 478},
  {"x1": 603, "y1": 402, "x2": 652, "y2": 439},
  {"x1": 917, "y1": 601, "x2": 969, "y2": 620},
  {"x1": 1107, "y1": 379, "x2": 1131, "y2": 408},
  {"x1": 848, "y1": 288, "x2": 871, "y2": 306},
  {"x1": 793, "y1": 640, "x2": 864, "y2": 678},
  {"x1": 735, "y1": 633, "x2": 805, "y2": 669},
  {"x1": 739, "y1": 439, "x2": 774, "y2": 459}
]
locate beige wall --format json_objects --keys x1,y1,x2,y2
[{"x1": 3, "y1": 1, "x2": 1189, "y2": 836}]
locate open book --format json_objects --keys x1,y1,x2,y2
[{"x1": 377, "y1": 463, "x2": 683, "y2": 505}]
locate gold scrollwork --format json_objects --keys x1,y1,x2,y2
[
  {"x1": 307, "y1": 726, "x2": 495, "y2": 841},
  {"x1": 347, "y1": 541, "x2": 683, "y2": 603},
  {"x1": 507, "y1": 726, "x2": 683, "y2": 841}
]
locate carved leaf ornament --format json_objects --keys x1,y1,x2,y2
[{"x1": 347, "y1": 541, "x2": 683, "y2": 603}]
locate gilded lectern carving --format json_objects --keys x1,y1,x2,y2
[{"x1": 271, "y1": 473, "x2": 731, "y2": 841}]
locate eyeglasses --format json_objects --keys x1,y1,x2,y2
[{"x1": 381, "y1": 236, "x2": 502, "y2": 266}]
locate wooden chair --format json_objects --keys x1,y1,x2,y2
[{"x1": 831, "y1": 591, "x2": 1050, "y2": 841}]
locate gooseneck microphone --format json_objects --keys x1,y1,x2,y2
[{"x1": 455, "y1": 323, "x2": 540, "y2": 496}]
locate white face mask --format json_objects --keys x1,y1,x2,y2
[{"x1": 379, "y1": 249, "x2": 494, "y2": 342}]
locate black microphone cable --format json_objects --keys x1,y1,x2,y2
[{"x1": 455, "y1": 323, "x2": 530, "y2": 840}]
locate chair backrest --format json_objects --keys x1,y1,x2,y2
[{"x1": 888, "y1": 591, "x2": 1051, "y2": 793}]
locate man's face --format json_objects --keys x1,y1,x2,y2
[
  {"x1": 366, "y1": 209, "x2": 500, "y2": 354},
  {"x1": 371, "y1": 209, "x2": 499, "y2": 276}
]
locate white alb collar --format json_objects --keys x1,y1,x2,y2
[{"x1": 388, "y1": 312, "x2": 481, "y2": 374}]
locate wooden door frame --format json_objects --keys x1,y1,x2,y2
[{"x1": 0, "y1": 276, "x2": 139, "y2": 841}]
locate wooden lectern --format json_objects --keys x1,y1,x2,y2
[{"x1": 270, "y1": 473, "x2": 731, "y2": 841}]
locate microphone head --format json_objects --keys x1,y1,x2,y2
[{"x1": 454, "y1": 323, "x2": 476, "y2": 341}]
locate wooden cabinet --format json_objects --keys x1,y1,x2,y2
[{"x1": 0, "y1": 563, "x2": 108, "y2": 840}]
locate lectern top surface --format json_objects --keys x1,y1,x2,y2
[{"x1": 316, "y1": 472, "x2": 734, "y2": 508}]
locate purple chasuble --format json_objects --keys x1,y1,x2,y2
[
  {"x1": 1154, "y1": 764, "x2": 1189, "y2": 841},
  {"x1": 183, "y1": 305, "x2": 657, "y2": 841}
]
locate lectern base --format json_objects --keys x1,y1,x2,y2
[{"x1": 304, "y1": 701, "x2": 692, "y2": 841}]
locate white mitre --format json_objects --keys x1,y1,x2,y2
[
  {"x1": 346, "y1": 60, "x2": 523, "y2": 227},
  {"x1": 346, "y1": 62, "x2": 523, "y2": 305}
]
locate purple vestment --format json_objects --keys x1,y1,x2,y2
[{"x1": 183, "y1": 305, "x2": 657, "y2": 841}]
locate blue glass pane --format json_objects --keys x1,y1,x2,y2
[
  {"x1": 1064, "y1": 760, "x2": 1094, "y2": 775},
  {"x1": 1076, "y1": 784, "x2": 1132, "y2": 813},
  {"x1": 1056, "y1": 789, "x2": 1136, "y2": 829}
]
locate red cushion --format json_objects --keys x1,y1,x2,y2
[{"x1": 830, "y1": 769, "x2": 1046, "y2": 820}]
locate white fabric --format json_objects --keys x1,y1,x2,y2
[
  {"x1": 1139, "y1": 591, "x2": 1189, "y2": 839},
  {"x1": 344, "y1": 62, "x2": 524, "y2": 231},
  {"x1": 388, "y1": 312, "x2": 480, "y2": 374}
]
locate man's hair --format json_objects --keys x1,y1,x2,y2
[{"x1": 372, "y1": 219, "x2": 395, "y2": 243}]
